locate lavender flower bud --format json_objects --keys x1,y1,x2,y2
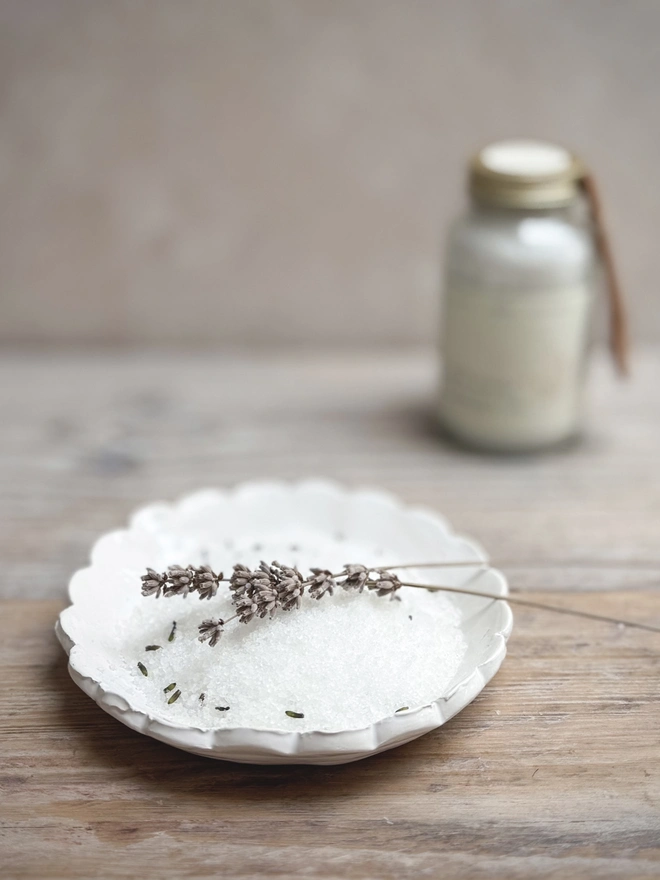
[
  {"x1": 193, "y1": 564, "x2": 222, "y2": 600},
  {"x1": 340, "y1": 563, "x2": 370, "y2": 593},
  {"x1": 165, "y1": 565, "x2": 196, "y2": 597},
  {"x1": 198, "y1": 618, "x2": 224, "y2": 647},
  {"x1": 236, "y1": 596, "x2": 259, "y2": 624},
  {"x1": 308, "y1": 568, "x2": 335, "y2": 600},
  {"x1": 229, "y1": 563, "x2": 252, "y2": 598},
  {"x1": 140, "y1": 568, "x2": 168, "y2": 598},
  {"x1": 369, "y1": 570, "x2": 402, "y2": 599}
]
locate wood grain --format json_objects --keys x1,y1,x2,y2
[{"x1": 1, "y1": 349, "x2": 659, "y2": 878}]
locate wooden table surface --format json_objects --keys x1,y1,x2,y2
[{"x1": 1, "y1": 349, "x2": 659, "y2": 879}]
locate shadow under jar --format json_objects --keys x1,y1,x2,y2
[{"x1": 439, "y1": 139, "x2": 597, "y2": 454}]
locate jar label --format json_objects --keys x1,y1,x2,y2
[{"x1": 440, "y1": 280, "x2": 593, "y2": 448}]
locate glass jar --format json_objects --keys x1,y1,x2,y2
[{"x1": 439, "y1": 140, "x2": 598, "y2": 453}]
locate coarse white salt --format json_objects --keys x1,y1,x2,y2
[{"x1": 89, "y1": 586, "x2": 467, "y2": 733}]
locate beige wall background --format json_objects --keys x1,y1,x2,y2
[{"x1": 0, "y1": 0, "x2": 658, "y2": 348}]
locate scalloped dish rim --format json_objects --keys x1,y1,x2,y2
[{"x1": 56, "y1": 480, "x2": 513, "y2": 764}]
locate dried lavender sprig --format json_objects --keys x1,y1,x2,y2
[
  {"x1": 139, "y1": 560, "x2": 660, "y2": 643},
  {"x1": 140, "y1": 559, "x2": 485, "y2": 602},
  {"x1": 141, "y1": 561, "x2": 403, "y2": 647},
  {"x1": 140, "y1": 560, "x2": 399, "y2": 610}
]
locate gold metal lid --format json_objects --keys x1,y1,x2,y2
[{"x1": 470, "y1": 139, "x2": 584, "y2": 209}]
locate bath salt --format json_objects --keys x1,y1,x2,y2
[
  {"x1": 440, "y1": 139, "x2": 597, "y2": 452},
  {"x1": 95, "y1": 586, "x2": 467, "y2": 732}
]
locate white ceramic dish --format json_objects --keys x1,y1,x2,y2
[{"x1": 56, "y1": 480, "x2": 512, "y2": 764}]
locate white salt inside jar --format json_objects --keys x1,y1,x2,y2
[{"x1": 440, "y1": 140, "x2": 597, "y2": 453}]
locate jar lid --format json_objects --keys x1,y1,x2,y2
[{"x1": 470, "y1": 139, "x2": 584, "y2": 209}]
